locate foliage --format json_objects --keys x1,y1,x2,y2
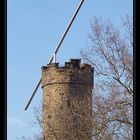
[{"x1": 81, "y1": 15, "x2": 133, "y2": 140}]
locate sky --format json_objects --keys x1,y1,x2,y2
[{"x1": 7, "y1": 0, "x2": 133, "y2": 139}]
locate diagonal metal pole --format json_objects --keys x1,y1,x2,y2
[
  {"x1": 48, "y1": 0, "x2": 84, "y2": 64},
  {"x1": 25, "y1": 78, "x2": 42, "y2": 110},
  {"x1": 25, "y1": 0, "x2": 85, "y2": 111}
]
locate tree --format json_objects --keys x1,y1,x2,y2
[{"x1": 81, "y1": 15, "x2": 133, "y2": 140}]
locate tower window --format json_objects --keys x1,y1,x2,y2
[
  {"x1": 48, "y1": 115, "x2": 52, "y2": 119},
  {"x1": 67, "y1": 99, "x2": 71, "y2": 107}
]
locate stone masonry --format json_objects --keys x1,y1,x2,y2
[{"x1": 41, "y1": 59, "x2": 94, "y2": 140}]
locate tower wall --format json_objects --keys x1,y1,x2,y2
[{"x1": 41, "y1": 59, "x2": 93, "y2": 140}]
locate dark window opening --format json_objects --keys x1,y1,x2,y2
[
  {"x1": 67, "y1": 99, "x2": 71, "y2": 107},
  {"x1": 48, "y1": 115, "x2": 52, "y2": 119}
]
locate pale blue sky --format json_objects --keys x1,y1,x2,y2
[{"x1": 7, "y1": 0, "x2": 133, "y2": 139}]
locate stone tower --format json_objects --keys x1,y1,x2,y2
[{"x1": 41, "y1": 59, "x2": 93, "y2": 140}]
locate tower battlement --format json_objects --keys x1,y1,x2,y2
[
  {"x1": 42, "y1": 59, "x2": 93, "y2": 71},
  {"x1": 41, "y1": 59, "x2": 93, "y2": 88}
]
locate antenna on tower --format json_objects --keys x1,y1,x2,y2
[{"x1": 25, "y1": 0, "x2": 85, "y2": 111}]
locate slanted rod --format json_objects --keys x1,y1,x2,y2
[
  {"x1": 48, "y1": 0, "x2": 84, "y2": 64},
  {"x1": 25, "y1": 78, "x2": 42, "y2": 110},
  {"x1": 25, "y1": 0, "x2": 84, "y2": 111}
]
